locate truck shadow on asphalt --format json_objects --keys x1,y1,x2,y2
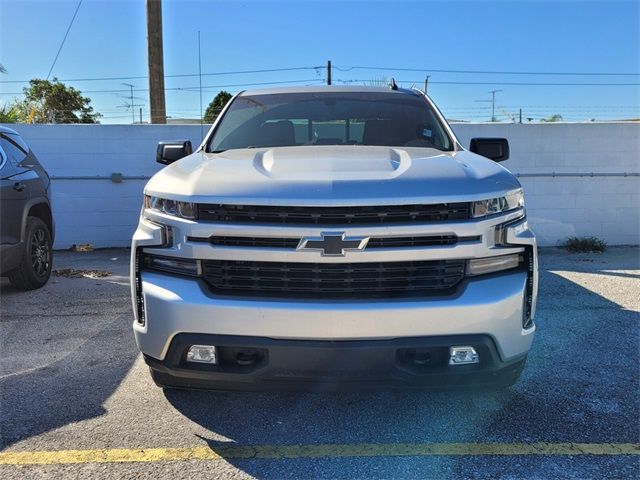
[
  {"x1": 162, "y1": 262, "x2": 639, "y2": 478},
  {"x1": 0, "y1": 254, "x2": 637, "y2": 477},
  {"x1": 0, "y1": 279, "x2": 138, "y2": 450}
]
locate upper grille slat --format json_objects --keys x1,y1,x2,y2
[
  {"x1": 197, "y1": 203, "x2": 470, "y2": 225},
  {"x1": 189, "y1": 234, "x2": 481, "y2": 249}
]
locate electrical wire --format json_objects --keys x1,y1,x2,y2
[
  {"x1": 0, "y1": 78, "x2": 323, "y2": 96},
  {"x1": 5, "y1": 63, "x2": 638, "y2": 85},
  {"x1": 334, "y1": 78, "x2": 640, "y2": 86},
  {"x1": 46, "y1": 0, "x2": 83, "y2": 80},
  {"x1": 338, "y1": 65, "x2": 640, "y2": 76},
  {"x1": 0, "y1": 66, "x2": 323, "y2": 84}
]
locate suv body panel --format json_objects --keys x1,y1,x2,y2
[{"x1": 0, "y1": 126, "x2": 54, "y2": 275}]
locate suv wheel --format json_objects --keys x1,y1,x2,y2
[{"x1": 8, "y1": 216, "x2": 53, "y2": 290}]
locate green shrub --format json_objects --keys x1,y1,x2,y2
[{"x1": 561, "y1": 236, "x2": 607, "y2": 253}]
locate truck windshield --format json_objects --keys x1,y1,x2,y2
[{"x1": 206, "y1": 91, "x2": 454, "y2": 153}]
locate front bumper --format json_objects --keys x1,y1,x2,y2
[
  {"x1": 145, "y1": 333, "x2": 527, "y2": 391},
  {"x1": 131, "y1": 208, "x2": 538, "y2": 389},
  {"x1": 134, "y1": 268, "x2": 534, "y2": 362},
  {"x1": 0, "y1": 242, "x2": 24, "y2": 274}
]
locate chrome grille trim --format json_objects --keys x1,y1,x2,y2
[{"x1": 188, "y1": 234, "x2": 482, "y2": 249}]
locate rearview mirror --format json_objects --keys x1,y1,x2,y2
[
  {"x1": 469, "y1": 138, "x2": 509, "y2": 162},
  {"x1": 156, "y1": 140, "x2": 193, "y2": 165}
]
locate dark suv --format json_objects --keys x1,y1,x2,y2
[{"x1": 0, "y1": 126, "x2": 54, "y2": 290}]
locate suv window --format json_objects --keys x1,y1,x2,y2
[
  {"x1": 207, "y1": 91, "x2": 453, "y2": 153},
  {"x1": 6, "y1": 133, "x2": 29, "y2": 153},
  {"x1": 0, "y1": 145, "x2": 15, "y2": 177},
  {"x1": 0, "y1": 135, "x2": 28, "y2": 165}
]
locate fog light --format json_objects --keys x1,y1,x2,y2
[
  {"x1": 186, "y1": 345, "x2": 217, "y2": 364},
  {"x1": 467, "y1": 254, "x2": 520, "y2": 276},
  {"x1": 143, "y1": 254, "x2": 201, "y2": 276},
  {"x1": 449, "y1": 346, "x2": 479, "y2": 365}
]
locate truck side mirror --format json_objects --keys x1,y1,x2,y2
[
  {"x1": 156, "y1": 140, "x2": 193, "y2": 165},
  {"x1": 469, "y1": 138, "x2": 509, "y2": 162}
]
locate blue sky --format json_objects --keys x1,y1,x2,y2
[{"x1": 1, "y1": 0, "x2": 638, "y2": 123}]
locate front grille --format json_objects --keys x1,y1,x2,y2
[
  {"x1": 196, "y1": 236, "x2": 300, "y2": 248},
  {"x1": 197, "y1": 203, "x2": 470, "y2": 224},
  {"x1": 189, "y1": 234, "x2": 480, "y2": 249},
  {"x1": 201, "y1": 259, "x2": 466, "y2": 299}
]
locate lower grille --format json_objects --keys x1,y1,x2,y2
[{"x1": 201, "y1": 259, "x2": 466, "y2": 299}]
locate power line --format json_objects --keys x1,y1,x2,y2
[
  {"x1": 443, "y1": 105, "x2": 638, "y2": 109},
  {"x1": 5, "y1": 63, "x2": 638, "y2": 85},
  {"x1": 0, "y1": 78, "x2": 323, "y2": 96},
  {"x1": 178, "y1": 78, "x2": 324, "y2": 92},
  {"x1": 0, "y1": 66, "x2": 323, "y2": 84},
  {"x1": 334, "y1": 78, "x2": 640, "y2": 86},
  {"x1": 337, "y1": 65, "x2": 640, "y2": 76},
  {"x1": 2, "y1": 78, "x2": 638, "y2": 98},
  {"x1": 428, "y1": 81, "x2": 640, "y2": 86},
  {"x1": 46, "y1": 0, "x2": 83, "y2": 80}
]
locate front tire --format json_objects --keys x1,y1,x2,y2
[{"x1": 8, "y1": 216, "x2": 53, "y2": 290}]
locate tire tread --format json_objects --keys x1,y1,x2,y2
[{"x1": 7, "y1": 216, "x2": 52, "y2": 290}]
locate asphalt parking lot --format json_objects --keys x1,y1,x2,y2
[{"x1": 1, "y1": 247, "x2": 638, "y2": 479}]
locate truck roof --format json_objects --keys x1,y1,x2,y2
[{"x1": 238, "y1": 85, "x2": 422, "y2": 97}]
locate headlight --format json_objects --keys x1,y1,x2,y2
[
  {"x1": 471, "y1": 190, "x2": 524, "y2": 218},
  {"x1": 144, "y1": 195, "x2": 197, "y2": 219}
]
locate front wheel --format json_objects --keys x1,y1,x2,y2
[{"x1": 8, "y1": 216, "x2": 53, "y2": 290}]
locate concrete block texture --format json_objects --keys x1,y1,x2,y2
[{"x1": 3, "y1": 122, "x2": 638, "y2": 248}]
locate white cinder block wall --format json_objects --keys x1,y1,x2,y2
[
  {"x1": 3, "y1": 123, "x2": 639, "y2": 248},
  {"x1": 454, "y1": 123, "x2": 640, "y2": 246},
  {"x1": 4, "y1": 125, "x2": 209, "y2": 249}
]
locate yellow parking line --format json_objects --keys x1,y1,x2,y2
[{"x1": 1, "y1": 443, "x2": 638, "y2": 465}]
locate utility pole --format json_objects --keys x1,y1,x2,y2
[
  {"x1": 140, "y1": 107, "x2": 143, "y2": 124},
  {"x1": 198, "y1": 31, "x2": 204, "y2": 139},
  {"x1": 475, "y1": 89, "x2": 503, "y2": 122},
  {"x1": 424, "y1": 75, "x2": 430, "y2": 94},
  {"x1": 489, "y1": 89, "x2": 502, "y2": 122},
  {"x1": 122, "y1": 83, "x2": 135, "y2": 123},
  {"x1": 519, "y1": 108, "x2": 522, "y2": 124},
  {"x1": 146, "y1": 0, "x2": 166, "y2": 124},
  {"x1": 327, "y1": 60, "x2": 331, "y2": 85}
]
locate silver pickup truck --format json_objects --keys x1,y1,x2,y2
[{"x1": 131, "y1": 86, "x2": 537, "y2": 390}]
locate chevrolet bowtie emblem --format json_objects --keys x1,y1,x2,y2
[{"x1": 297, "y1": 232, "x2": 369, "y2": 256}]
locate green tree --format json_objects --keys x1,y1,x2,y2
[
  {"x1": 0, "y1": 102, "x2": 24, "y2": 123},
  {"x1": 18, "y1": 78, "x2": 101, "y2": 124},
  {"x1": 0, "y1": 64, "x2": 6, "y2": 74},
  {"x1": 540, "y1": 114, "x2": 563, "y2": 123},
  {"x1": 204, "y1": 91, "x2": 232, "y2": 123}
]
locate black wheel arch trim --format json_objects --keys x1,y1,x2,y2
[{"x1": 20, "y1": 197, "x2": 54, "y2": 243}]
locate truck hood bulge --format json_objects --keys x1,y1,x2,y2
[{"x1": 144, "y1": 145, "x2": 521, "y2": 205}]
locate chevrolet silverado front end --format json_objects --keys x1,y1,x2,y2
[{"x1": 131, "y1": 86, "x2": 538, "y2": 390}]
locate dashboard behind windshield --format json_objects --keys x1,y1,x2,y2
[{"x1": 207, "y1": 91, "x2": 454, "y2": 153}]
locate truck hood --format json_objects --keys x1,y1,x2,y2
[{"x1": 144, "y1": 146, "x2": 521, "y2": 205}]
